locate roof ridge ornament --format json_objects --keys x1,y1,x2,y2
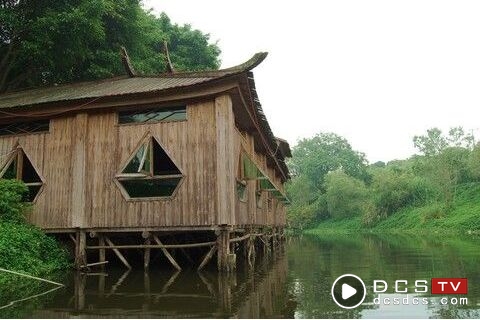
[
  {"x1": 163, "y1": 41, "x2": 175, "y2": 74},
  {"x1": 120, "y1": 46, "x2": 136, "y2": 78}
]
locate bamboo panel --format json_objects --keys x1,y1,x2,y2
[
  {"x1": 85, "y1": 101, "x2": 217, "y2": 228},
  {"x1": 215, "y1": 95, "x2": 235, "y2": 225},
  {"x1": 39, "y1": 117, "x2": 75, "y2": 228}
]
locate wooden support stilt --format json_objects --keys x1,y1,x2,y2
[
  {"x1": 153, "y1": 235, "x2": 182, "y2": 271},
  {"x1": 171, "y1": 236, "x2": 195, "y2": 264},
  {"x1": 98, "y1": 273, "x2": 106, "y2": 298},
  {"x1": 74, "y1": 230, "x2": 87, "y2": 269},
  {"x1": 144, "y1": 271, "x2": 151, "y2": 295},
  {"x1": 161, "y1": 271, "x2": 180, "y2": 294},
  {"x1": 69, "y1": 233, "x2": 77, "y2": 245},
  {"x1": 74, "y1": 272, "x2": 85, "y2": 311},
  {"x1": 99, "y1": 235, "x2": 106, "y2": 269},
  {"x1": 198, "y1": 272, "x2": 216, "y2": 297},
  {"x1": 198, "y1": 245, "x2": 217, "y2": 271},
  {"x1": 247, "y1": 235, "x2": 256, "y2": 268},
  {"x1": 105, "y1": 237, "x2": 132, "y2": 269},
  {"x1": 217, "y1": 228, "x2": 235, "y2": 272},
  {"x1": 144, "y1": 238, "x2": 151, "y2": 270},
  {"x1": 217, "y1": 273, "x2": 232, "y2": 312}
]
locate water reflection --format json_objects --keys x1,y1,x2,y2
[
  {"x1": 30, "y1": 250, "x2": 294, "y2": 318},
  {"x1": 288, "y1": 233, "x2": 480, "y2": 319},
  {"x1": 2, "y1": 233, "x2": 480, "y2": 318}
]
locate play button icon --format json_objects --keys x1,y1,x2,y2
[
  {"x1": 331, "y1": 274, "x2": 366, "y2": 309},
  {"x1": 342, "y1": 283, "x2": 357, "y2": 300}
]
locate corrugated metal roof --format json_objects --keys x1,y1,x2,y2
[
  {"x1": 0, "y1": 76, "x2": 212, "y2": 109},
  {"x1": 0, "y1": 52, "x2": 268, "y2": 110},
  {"x1": 0, "y1": 51, "x2": 291, "y2": 179}
]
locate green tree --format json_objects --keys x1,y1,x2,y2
[
  {"x1": 324, "y1": 170, "x2": 369, "y2": 219},
  {"x1": 413, "y1": 127, "x2": 474, "y2": 207},
  {"x1": 413, "y1": 127, "x2": 474, "y2": 156},
  {"x1": 0, "y1": 0, "x2": 221, "y2": 92},
  {"x1": 289, "y1": 132, "x2": 369, "y2": 191}
]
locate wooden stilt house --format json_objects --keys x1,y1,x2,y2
[{"x1": 0, "y1": 52, "x2": 291, "y2": 270}]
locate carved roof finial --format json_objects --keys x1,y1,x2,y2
[
  {"x1": 120, "y1": 46, "x2": 136, "y2": 78},
  {"x1": 163, "y1": 41, "x2": 175, "y2": 74}
]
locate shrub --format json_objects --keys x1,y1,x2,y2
[
  {"x1": 420, "y1": 203, "x2": 447, "y2": 224},
  {"x1": 371, "y1": 169, "x2": 438, "y2": 216},
  {"x1": 0, "y1": 179, "x2": 70, "y2": 275},
  {"x1": 325, "y1": 170, "x2": 369, "y2": 219},
  {"x1": 0, "y1": 179, "x2": 30, "y2": 222}
]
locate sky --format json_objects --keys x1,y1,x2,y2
[{"x1": 143, "y1": 0, "x2": 480, "y2": 163}]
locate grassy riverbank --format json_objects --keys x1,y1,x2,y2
[
  {"x1": 305, "y1": 182, "x2": 480, "y2": 235},
  {"x1": 0, "y1": 180, "x2": 70, "y2": 316}
]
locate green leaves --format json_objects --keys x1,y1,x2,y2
[
  {"x1": 0, "y1": 1, "x2": 221, "y2": 92},
  {"x1": 0, "y1": 179, "x2": 29, "y2": 222}
]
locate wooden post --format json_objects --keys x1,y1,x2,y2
[
  {"x1": 217, "y1": 273, "x2": 232, "y2": 313},
  {"x1": 247, "y1": 235, "x2": 256, "y2": 268},
  {"x1": 144, "y1": 238, "x2": 151, "y2": 270},
  {"x1": 74, "y1": 229, "x2": 87, "y2": 269},
  {"x1": 99, "y1": 235, "x2": 106, "y2": 269},
  {"x1": 98, "y1": 273, "x2": 105, "y2": 298},
  {"x1": 74, "y1": 271, "x2": 85, "y2": 311},
  {"x1": 217, "y1": 227, "x2": 235, "y2": 272}
]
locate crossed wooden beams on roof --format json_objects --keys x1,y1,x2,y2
[{"x1": 120, "y1": 42, "x2": 175, "y2": 78}]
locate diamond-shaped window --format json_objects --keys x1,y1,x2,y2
[
  {"x1": 0, "y1": 147, "x2": 44, "y2": 202},
  {"x1": 115, "y1": 136, "x2": 183, "y2": 200}
]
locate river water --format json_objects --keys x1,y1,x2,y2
[{"x1": 1, "y1": 233, "x2": 479, "y2": 318}]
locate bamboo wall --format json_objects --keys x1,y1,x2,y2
[
  {"x1": 0, "y1": 93, "x2": 286, "y2": 230},
  {"x1": 232, "y1": 127, "x2": 287, "y2": 227}
]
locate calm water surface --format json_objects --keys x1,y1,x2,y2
[{"x1": 1, "y1": 233, "x2": 480, "y2": 318}]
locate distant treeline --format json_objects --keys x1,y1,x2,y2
[{"x1": 286, "y1": 127, "x2": 480, "y2": 230}]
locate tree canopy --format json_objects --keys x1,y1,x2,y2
[
  {"x1": 287, "y1": 127, "x2": 480, "y2": 231},
  {"x1": 0, "y1": 0, "x2": 221, "y2": 92}
]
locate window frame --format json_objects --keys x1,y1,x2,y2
[
  {"x1": 0, "y1": 119, "x2": 50, "y2": 137},
  {"x1": 117, "y1": 106, "x2": 187, "y2": 127},
  {"x1": 114, "y1": 134, "x2": 184, "y2": 202},
  {"x1": 0, "y1": 147, "x2": 45, "y2": 203},
  {"x1": 256, "y1": 180, "x2": 263, "y2": 209}
]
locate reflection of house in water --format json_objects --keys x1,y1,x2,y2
[{"x1": 33, "y1": 254, "x2": 295, "y2": 318}]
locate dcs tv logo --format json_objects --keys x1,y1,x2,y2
[{"x1": 331, "y1": 274, "x2": 468, "y2": 309}]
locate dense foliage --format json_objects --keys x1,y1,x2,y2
[
  {"x1": 286, "y1": 127, "x2": 480, "y2": 231},
  {"x1": 0, "y1": 0, "x2": 221, "y2": 92},
  {"x1": 0, "y1": 179, "x2": 69, "y2": 274}
]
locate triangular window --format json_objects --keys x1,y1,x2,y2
[
  {"x1": 0, "y1": 148, "x2": 44, "y2": 202},
  {"x1": 115, "y1": 136, "x2": 183, "y2": 199}
]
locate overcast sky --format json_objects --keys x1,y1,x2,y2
[{"x1": 143, "y1": 0, "x2": 480, "y2": 163}]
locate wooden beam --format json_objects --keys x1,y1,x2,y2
[
  {"x1": 198, "y1": 245, "x2": 217, "y2": 271},
  {"x1": 153, "y1": 235, "x2": 181, "y2": 271},
  {"x1": 230, "y1": 234, "x2": 250, "y2": 243},
  {"x1": 69, "y1": 233, "x2": 77, "y2": 245},
  {"x1": 86, "y1": 241, "x2": 216, "y2": 250},
  {"x1": 104, "y1": 237, "x2": 131, "y2": 269},
  {"x1": 85, "y1": 261, "x2": 109, "y2": 267}
]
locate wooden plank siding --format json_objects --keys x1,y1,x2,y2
[
  {"x1": 232, "y1": 125, "x2": 287, "y2": 228},
  {"x1": 0, "y1": 93, "x2": 286, "y2": 229}
]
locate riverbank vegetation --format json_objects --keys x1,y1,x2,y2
[
  {"x1": 286, "y1": 127, "x2": 480, "y2": 234},
  {"x1": 0, "y1": 180, "x2": 69, "y2": 274}
]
